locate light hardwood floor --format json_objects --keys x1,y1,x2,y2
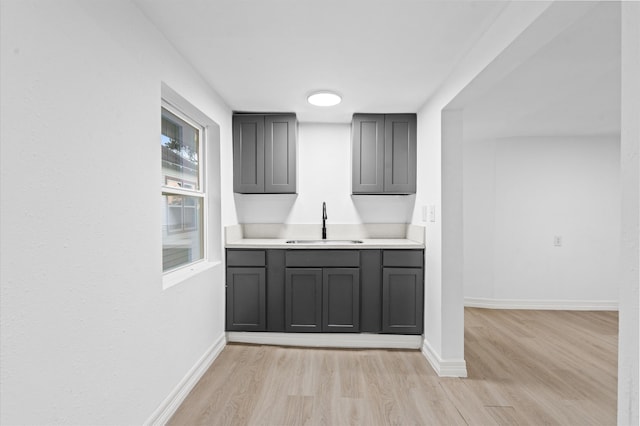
[{"x1": 169, "y1": 308, "x2": 618, "y2": 425}]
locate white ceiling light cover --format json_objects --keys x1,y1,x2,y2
[{"x1": 307, "y1": 91, "x2": 342, "y2": 107}]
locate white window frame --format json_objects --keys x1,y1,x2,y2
[
  {"x1": 161, "y1": 100, "x2": 208, "y2": 276},
  {"x1": 160, "y1": 83, "x2": 221, "y2": 290}
]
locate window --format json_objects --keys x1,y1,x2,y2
[{"x1": 161, "y1": 105, "x2": 205, "y2": 272}]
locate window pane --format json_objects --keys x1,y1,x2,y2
[
  {"x1": 162, "y1": 194, "x2": 203, "y2": 272},
  {"x1": 161, "y1": 107, "x2": 200, "y2": 191}
]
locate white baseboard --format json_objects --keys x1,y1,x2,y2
[
  {"x1": 226, "y1": 332, "x2": 422, "y2": 349},
  {"x1": 464, "y1": 297, "x2": 619, "y2": 311},
  {"x1": 421, "y1": 339, "x2": 467, "y2": 378},
  {"x1": 145, "y1": 334, "x2": 226, "y2": 426}
]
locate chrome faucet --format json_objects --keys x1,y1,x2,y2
[{"x1": 322, "y1": 202, "x2": 327, "y2": 239}]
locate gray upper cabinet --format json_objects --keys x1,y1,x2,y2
[
  {"x1": 352, "y1": 113, "x2": 416, "y2": 194},
  {"x1": 233, "y1": 114, "x2": 297, "y2": 194}
]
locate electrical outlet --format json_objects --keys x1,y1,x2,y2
[
  {"x1": 553, "y1": 236, "x2": 562, "y2": 246},
  {"x1": 429, "y1": 205, "x2": 436, "y2": 222}
]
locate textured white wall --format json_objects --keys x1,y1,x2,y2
[
  {"x1": 0, "y1": 1, "x2": 232, "y2": 424},
  {"x1": 464, "y1": 136, "x2": 620, "y2": 304}
]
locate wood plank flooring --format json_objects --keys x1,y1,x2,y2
[{"x1": 169, "y1": 308, "x2": 618, "y2": 425}]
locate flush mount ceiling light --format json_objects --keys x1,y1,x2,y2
[{"x1": 307, "y1": 91, "x2": 342, "y2": 107}]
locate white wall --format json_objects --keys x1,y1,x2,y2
[
  {"x1": 413, "y1": 2, "x2": 554, "y2": 375},
  {"x1": 235, "y1": 122, "x2": 416, "y2": 225},
  {"x1": 0, "y1": 1, "x2": 233, "y2": 424},
  {"x1": 618, "y1": 2, "x2": 640, "y2": 423},
  {"x1": 464, "y1": 136, "x2": 620, "y2": 306}
]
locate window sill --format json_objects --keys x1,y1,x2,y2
[{"x1": 162, "y1": 260, "x2": 221, "y2": 290}]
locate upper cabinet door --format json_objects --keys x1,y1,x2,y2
[
  {"x1": 233, "y1": 115, "x2": 265, "y2": 193},
  {"x1": 265, "y1": 115, "x2": 297, "y2": 193},
  {"x1": 384, "y1": 114, "x2": 416, "y2": 194},
  {"x1": 352, "y1": 114, "x2": 385, "y2": 194}
]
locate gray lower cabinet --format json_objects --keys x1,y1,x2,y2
[
  {"x1": 225, "y1": 248, "x2": 422, "y2": 335},
  {"x1": 323, "y1": 268, "x2": 360, "y2": 332},
  {"x1": 352, "y1": 113, "x2": 417, "y2": 194},
  {"x1": 226, "y1": 249, "x2": 267, "y2": 331},
  {"x1": 226, "y1": 267, "x2": 266, "y2": 331},
  {"x1": 233, "y1": 114, "x2": 297, "y2": 194},
  {"x1": 285, "y1": 267, "x2": 360, "y2": 332},
  {"x1": 381, "y1": 250, "x2": 424, "y2": 334},
  {"x1": 284, "y1": 268, "x2": 322, "y2": 332}
]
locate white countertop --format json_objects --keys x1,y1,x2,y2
[
  {"x1": 224, "y1": 224, "x2": 426, "y2": 249},
  {"x1": 225, "y1": 238, "x2": 424, "y2": 249}
]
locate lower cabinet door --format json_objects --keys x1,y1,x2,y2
[
  {"x1": 382, "y1": 267, "x2": 423, "y2": 334},
  {"x1": 285, "y1": 268, "x2": 322, "y2": 332},
  {"x1": 323, "y1": 268, "x2": 360, "y2": 332},
  {"x1": 226, "y1": 267, "x2": 266, "y2": 331}
]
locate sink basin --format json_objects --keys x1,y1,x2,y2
[{"x1": 286, "y1": 239, "x2": 363, "y2": 245}]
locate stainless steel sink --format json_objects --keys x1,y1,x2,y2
[{"x1": 286, "y1": 239, "x2": 363, "y2": 245}]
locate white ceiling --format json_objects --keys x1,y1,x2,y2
[
  {"x1": 134, "y1": 0, "x2": 620, "y2": 137},
  {"x1": 134, "y1": 0, "x2": 509, "y2": 122},
  {"x1": 461, "y1": 1, "x2": 621, "y2": 141}
]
